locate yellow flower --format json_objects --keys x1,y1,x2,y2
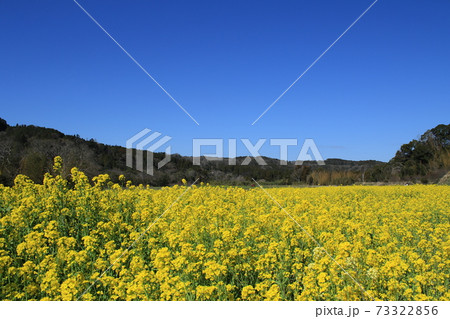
[
  {"x1": 0, "y1": 164, "x2": 448, "y2": 301},
  {"x1": 241, "y1": 285, "x2": 256, "y2": 300}
]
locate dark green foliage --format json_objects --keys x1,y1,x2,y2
[
  {"x1": 20, "y1": 152, "x2": 48, "y2": 183},
  {"x1": 0, "y1": 118, "x2": 448, "y2": 186},
  {"x1": 0, "y1": 118, "x2": 8, "y2": 132},
  {"x1": 366, "y1": 124, "x2": 450, "y2": 183},
  {"x1": 365, "y1": 163, "x2": 391, "y2": 182}
]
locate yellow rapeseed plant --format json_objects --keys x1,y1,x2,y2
[{"x1": 0, "y1": 158, "x2": 448, "y2": 300}]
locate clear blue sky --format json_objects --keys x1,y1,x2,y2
[{"x1": 1, "y1": 0, "x2": 449, "y2": 161}]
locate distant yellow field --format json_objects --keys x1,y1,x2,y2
[{"x1": 0, "y1": 161, "x2": 449, "y2": 300}]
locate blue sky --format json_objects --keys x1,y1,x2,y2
[{"x1": 1, "y1": 0, "x2": 449, "y2": 161}]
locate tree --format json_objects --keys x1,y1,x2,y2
[{"x1": 0, "y1": 118, "x2": 8, "y2": 132}]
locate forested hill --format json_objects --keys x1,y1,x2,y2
[
  {"x1": 0, "y1": 117, "x2": 448, "y2": 186},
  {"x1": 366, "y1": 124, "x2": 450, "y2": 184}
]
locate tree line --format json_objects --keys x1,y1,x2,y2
[{"x1": 0, "y1": 118, "x2": 448, "y2": 186}]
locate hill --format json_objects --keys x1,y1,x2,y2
[
  {"x1": 365, "y1": 124, "x2": 450, "y2": 184},
  {"x1": 0, "y1": 117, "x2": 448, "y2": 186}
]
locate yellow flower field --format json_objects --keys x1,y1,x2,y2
[{"x1": 0, "y1": 160, "x2": 449, "y2": 301}]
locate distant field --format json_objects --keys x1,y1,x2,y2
[{"x1": 0, "y1": 167, "x2": 448, "y2": 300}]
